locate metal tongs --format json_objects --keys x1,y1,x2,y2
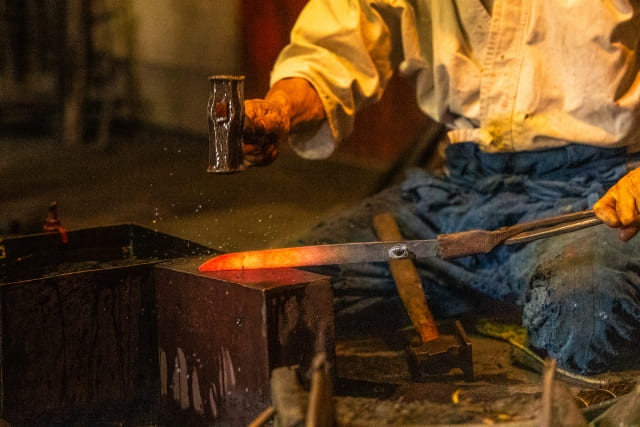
[
  {"x1": 200, "y1": 209, "x2": 603, "y2": 271},
  {"x1": 438, "y1": 209, "x2": 602, "y2": 259}
]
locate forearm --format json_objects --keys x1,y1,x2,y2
[{"x1": 268, "y1": 0, "x2": 407, "y2": 144}]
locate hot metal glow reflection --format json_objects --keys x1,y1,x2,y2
[
  {"x1": 198, "y1": 240, "x2": 440, "y2": 272},
  {"x1": 199, "y1": 245, "x2": 350, "y2": 271}
]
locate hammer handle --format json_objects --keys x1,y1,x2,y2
[{"x1": 373, "y1": 213, "x2": 439, "y2": 343}]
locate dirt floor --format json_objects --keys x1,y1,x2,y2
[
  {"x1": 2, "y1": 129, "x2": 639, "y2": 425},
  {"x1": 331, "y1": 313, "x2": 639, "y2": 425}
]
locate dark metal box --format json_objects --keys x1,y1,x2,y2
[
  {"x1": 153, "y1": 259, "x2": 335, "y2": 426},
  {"x1": 0, "y1": 225, "x2": 212, "y2": 426},
  {"x1": 0, "y1": 226, "x2": 335, "y2": 426}
]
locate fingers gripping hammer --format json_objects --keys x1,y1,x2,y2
[{"x1": 373, "y1": 212, "x2": 473, "y2": 381}]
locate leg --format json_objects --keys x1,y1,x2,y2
[
  {"x1": 300, "y1": 143, "x2": 638, "y2": 374},
  {"x1": 522, "y1": 225, "x2": 640, "y2": 374},
  {"x1": 297, "y1": 170, "x2": 517, "y2": 326}
]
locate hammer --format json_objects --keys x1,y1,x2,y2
[
  {"x1": 373, "y1": 212, "x2": 473, "y2": 381},
  {"x1": 207, "y1": 75, "x2": 246, "y2": 173}
]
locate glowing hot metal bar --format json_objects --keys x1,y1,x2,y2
[
  {"x1": 199, "y1": 210, "x2": 602, "y2": 272},
  {"x1": 199, "y1": 240, "x2": 438, "y2": 271}
]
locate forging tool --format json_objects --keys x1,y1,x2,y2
[
  {"x1": 373, "y1": 212, "x2": 473, "y2": 381},
  {"x1": 207, "y1": 75, "x2": 245, "y2": 173},
  {"x1": 199, "y1": 209, "x2": 602, "y2": 271}
]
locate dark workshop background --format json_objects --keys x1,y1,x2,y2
[{"x1": 1, "y1": 0, "x2": 432, "y2": 252}]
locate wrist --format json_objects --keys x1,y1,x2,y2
[
  {"x1": 264, "y1": 89, "x2": 292, "y2": 121},
  {"x1": 267, "y1": 78, "x2": 325, "y2": 132}
]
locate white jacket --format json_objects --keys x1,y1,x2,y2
[{"x1": 270, "y1": 0, "x2": 640, "y2": 158}]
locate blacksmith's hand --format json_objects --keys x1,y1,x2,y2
[
  {"x1": 243, "y1": 96, "x2": 288, "y2": 167},
  {"x1": 594, "y1": 168, "x2": 640, "y2": 241},
  {"x1": 243, "y1": 78, "x2": 325, "y2": 168}
]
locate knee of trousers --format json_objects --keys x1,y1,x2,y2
[{"x1": 520, "y1": 228, "x2": 640, "y2": 374}]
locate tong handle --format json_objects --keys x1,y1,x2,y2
[
  {"x1": 503, "y1": 210, "x2": 601, "y2": 245},
  {"x1": 438, "y1": 210, "x2": 601, "y2": 259}
]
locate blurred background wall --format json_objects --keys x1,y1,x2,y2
[
  {"x1": 130, "y1": 0, "x2": 243, "y2": 133},
  {"x1": 0, "y1": 0, "x2": 429, "y2": 161}
]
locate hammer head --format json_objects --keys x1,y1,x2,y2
[
  {"x1": 207, "y1": 75, "x2": 245, "y2": 173},
  {"x1": 406, "y1": 320, "x2": 473, "y2": 381}
]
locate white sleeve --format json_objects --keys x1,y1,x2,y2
[{"x1": 270, "y1": 0, "x2": 415, "y2": 158}]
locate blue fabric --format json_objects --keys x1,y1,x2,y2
[{"x1": 299, "y1": 143, "x2": 640, "y2": 374}]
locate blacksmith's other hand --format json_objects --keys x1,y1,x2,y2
[{"x1": 594, "y1": 167, "x2": 640, "y2": 241}]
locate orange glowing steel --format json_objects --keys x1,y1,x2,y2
[
  {"x1": 199, "y1": 240, "x2": 438, "y2": 271},
  {"x1": 199, "y1": 238, "x2": 439, "y2": 271},
  {"x1": 199, "y1": 246, "x2": 335, "y2": 271}
]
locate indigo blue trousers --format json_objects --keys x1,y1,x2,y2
[{"x1": 300, "y1": 143, "x2": 640, "y2": 374}]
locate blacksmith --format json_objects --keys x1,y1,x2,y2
[{"x1": 240, "y1": 0, "x2": 640, "y2": 375}]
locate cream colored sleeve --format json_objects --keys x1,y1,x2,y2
[{"x1": 270, "y1": 0, "x2": 410, "y2": 159}]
